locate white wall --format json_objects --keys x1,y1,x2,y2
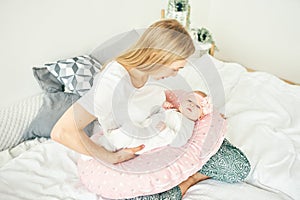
[
  {"x1": 1, "y1": 0, "x2": 299, "y2": 108},
  {"x1": 190, "y1": 0, "x2": 300, "y2": 84},
  {"x1": 0, "y1": 0, "x2": 164, "y2": 108}
]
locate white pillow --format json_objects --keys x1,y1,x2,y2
[{"x1": 0, "y1": 94, "x2": 44, "y2": 151}]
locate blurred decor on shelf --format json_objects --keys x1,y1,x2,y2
[
  {"x1": 161, "y1": 1, "x2": 216, "y2": 56},
  {"x1": 166, "y1": 0, "x2": 191, "y2": 30},
  {"x1": 191, "y1": 27, "x2": 217, "y2": 56},
  {"x1": 191, "y1": 27, "x2": 214, "y2": 44}
]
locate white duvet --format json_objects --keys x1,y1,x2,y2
[{"x1": 0, "y1": 55, "x2": 299, "y2": 200}]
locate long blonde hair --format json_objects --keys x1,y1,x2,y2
[{"x1": 116, "y1": 19, "x2": 195, "y2": 72}]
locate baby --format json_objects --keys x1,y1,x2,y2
[
  {"x1": 155, "y1": 90, "x2": 212, "y2": 148},
  {"x1": 95, "y1": 89, "x2": 212, "y2": 154}
]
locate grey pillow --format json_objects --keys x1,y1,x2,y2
[
  {"x1": 90, "y1": 29, "x2": 140, "y2": 64},
  {"x1": 32, "y1": 67, "x2": 64, "y2": 93},
  {"x1": 23, "y1": 92, "x2": 81, "y2": 140},
  {"x1": 23, "y1": 59, "x2": 99, "y2": 140}
]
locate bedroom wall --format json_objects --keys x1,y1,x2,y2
[
  {"x1": 1, "y1": 0, "x2": 299, "y2": 108},
  {"x1": 0, "y1": 0, "x2": 165, "y2": 108},
  {"x1": 190, "y1": 0, "x2": 300, "y2": 84}
]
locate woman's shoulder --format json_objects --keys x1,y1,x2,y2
[
  {"x1": 102, "y1": 60, "x2": 127, "y2": 76},
  {"x1": 94, "y1": 60, "x2": 128, "y2": 82}
]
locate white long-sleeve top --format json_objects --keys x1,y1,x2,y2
[{"x1": 78, "y1": 61, "x2": 165, "y2": 132}]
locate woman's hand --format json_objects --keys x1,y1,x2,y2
[{"x1": 112, "y1": 144, "x2": 145, "y2": 164}]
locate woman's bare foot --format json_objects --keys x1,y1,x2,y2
[{"x1": 179, "y1": 172, "x2": 210, "y2": 196}]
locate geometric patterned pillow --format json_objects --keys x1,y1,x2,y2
[{"x1": 46, "y1": 55, "x2": 102, "y2": 96}]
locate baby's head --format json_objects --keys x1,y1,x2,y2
[
  {"x1": 178, "y1": 91, "x2": 208, "y2": 121},
  {"x1": 164, "y1": 90, "x2": 212, "y2": 121}
]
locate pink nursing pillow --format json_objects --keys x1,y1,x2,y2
[{"x1": 77, "y1": 112, "x2": 226, "y2": 199}]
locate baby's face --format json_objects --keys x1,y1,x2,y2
[{"x1": 178, "y1": 93, "x2": 202, "y2": 121}]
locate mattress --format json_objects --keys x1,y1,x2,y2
[{"x1": 0, "y1": 55, "x2": 299, "y2": 200}]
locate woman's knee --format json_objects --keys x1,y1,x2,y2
[
  {"x1": 199, "y1": 139, "x2": 251, "y2": 183},
  {"x1": 226, "y1": 148, "x2": 251, "y2": 183}
]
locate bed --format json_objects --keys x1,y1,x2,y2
[{"x1": 0, "y1": 29, "x2": 299, "y2": 200}]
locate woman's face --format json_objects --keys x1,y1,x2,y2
[{"x1": 150, "y1": 59, "x2": 187, "y2": 80}]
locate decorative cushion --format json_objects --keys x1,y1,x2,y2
[
  {"x1": 90, "y1": 29, "x2": 140, "y2": 64},
  {"x1": 23, "y1": 92, "x2": 81, "y2": 140},
  {"x1": 21, "y1": 61, "x2": 99, "y2": 141},
  {"x1": 32, "y1": 67, "x2": 64, "y2": 93},
  {"x1": 46, "y1": 55, "x2": 102, "y2": 96},
  {"x1": 0, "y1": 94, "x2": 44, "y2": 151}
]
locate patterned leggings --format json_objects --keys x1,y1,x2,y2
[{"x1": 124, "y1": 139, "x2": 251, "y2": 200}]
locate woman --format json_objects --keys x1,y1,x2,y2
[{"x1": 51, "y1": 19, "x2": 250, "y2": 199}]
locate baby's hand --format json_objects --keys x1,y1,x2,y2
[
  {"x1": 162, "y1": 101, "x2": 175, "y2": 109},
  {"x1": 156, "y1": 121, "x2": 167, "y2": 132}
]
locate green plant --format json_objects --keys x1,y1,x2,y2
[
  {"x1": 192, "y1": 27, "x2": 214, "y2": 44},
  {"x1": 166, "y1": 0, "x2": 191, "y2": 29}
]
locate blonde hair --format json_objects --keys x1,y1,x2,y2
[{"x1": 116, "y1": 19, "x2": 195, "y2": 72}]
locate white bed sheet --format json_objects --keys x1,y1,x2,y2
[
  {"x1": 0, "y1": 55, "x2": 299, "y2": 200},
  {"x1": 0, "y1": 139, "x2": 293, "y2": 200}
]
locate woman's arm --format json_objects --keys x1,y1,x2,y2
[{"x1": 51, "y1": 102, "x2": 144, "y2": 164}]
